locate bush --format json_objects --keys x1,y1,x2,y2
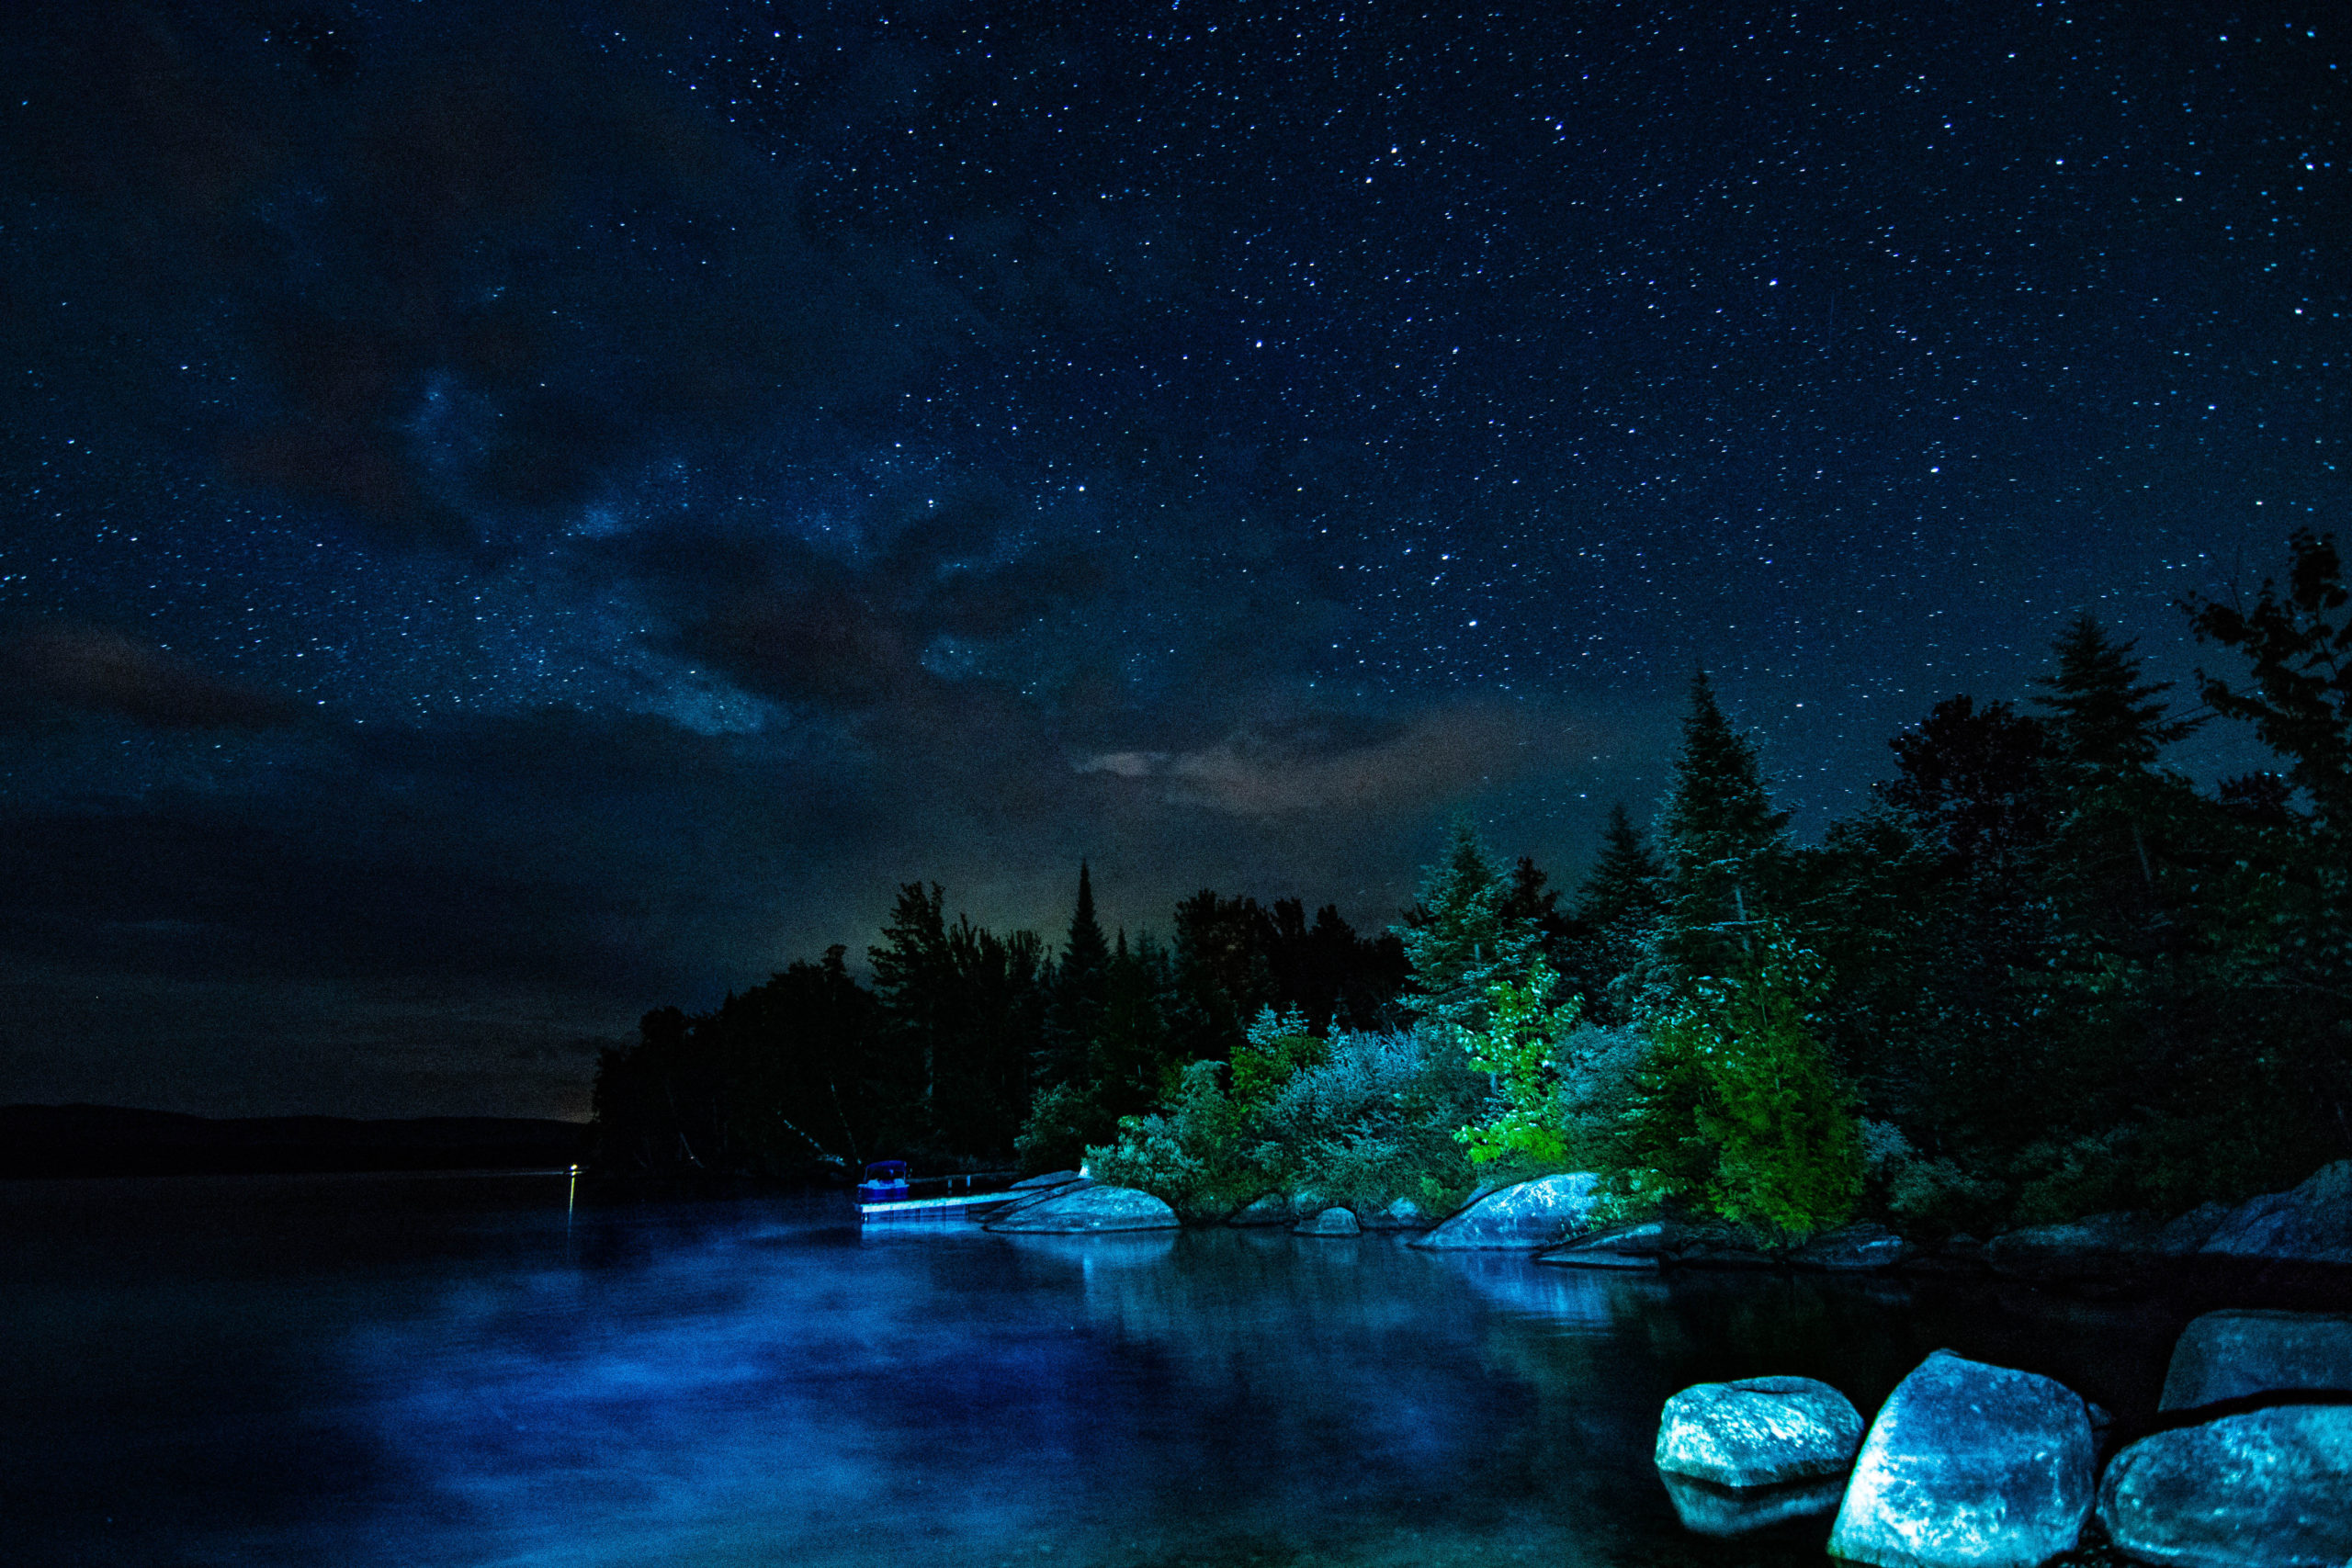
[
  {"x1": 1086, "y1": 1059, "x2": 1256, "y2": 1221},
  {"x1": 1259, "y1": 1027, "x2": 1484, "y2": 1209},
  {"x1": 1014, "y1": 1080, "x2": 1109, "y2": 1177},
  {"x1": 1085, "y1": 1023, "x2": 1490, "y2": 1219},
  {"x1": 1860, "y1": 1120, "x2": 2004, "y2": 1236},
  {"x1": 1615, "y1": 930, "x2": 1863, "y2": 1241},
  {"x1": 1453, "y1": 957, "x2": 1582, "y2": 1168}
]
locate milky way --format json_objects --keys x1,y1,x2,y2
[{"x1": 1, "y1": 2, "x2": 2342, "y2": 1115}]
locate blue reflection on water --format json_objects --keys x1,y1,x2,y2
[{"x1": 2, "y1": 1175, "x2": 2182, "y2": 1567}]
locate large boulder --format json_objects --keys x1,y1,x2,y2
[
  {"x1": 1411, "y1": 1173, "x2": 1602, "y2": 1250},
  {"x1": 1294, "y1": 1206, "x2": 1361, "y2": 1236},
  {"x1": 1655, "y1": 1375, "x2": 1864, "y2": 1487},
  {"x1": 1828, "y1": 1349, "x2": 2096, "y2": 1568},
  {"x1": 2098, "y1": 1404, "x2": 2352, "y2": 1568},
  {"x1": 2201, "y1": 1161, "x2": 2352, "y2": 1264},
  {"x1": 984, "y1": 1183, "x2": 1178, "y2": 1233},
  {"x1": 2160, "y1": 1310, "x2": 2352, "y2": 1411}
]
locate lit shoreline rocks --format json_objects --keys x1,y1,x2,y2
[
  {"x1": 1410, "y1": 1173, "x2": 1603, "y2": 1250},
  {"x1": 984, "y1": 1183, "x2": 1178, "y2": 1233},
  {"x1": 2160, "y1": 1309, "x2": 2352, "y2": 1412},
  {"x1": 1828, "y1": 1350, "x2": 2095, "y2": 1568},
  {"x1": 2098, "y1": 1404, "x2": 2352, "y2": 1568},
  {"x1": 1656, "y1": 1375, "x2": 1864, "y2": 1488}
]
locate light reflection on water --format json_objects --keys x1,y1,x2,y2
[{"x1": 1, "y1": 1174, "x2": 2183, "y2": 1567}]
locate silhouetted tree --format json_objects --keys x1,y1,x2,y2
[{"x1": 1655, "y1": 672, "x2": 1789, "y2": 984}]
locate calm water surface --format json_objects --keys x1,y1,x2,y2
[{"x1": 3, "y1": 1173, "x2": 2194, "y2": 1567}]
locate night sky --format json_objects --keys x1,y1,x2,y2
[{"x1": 3, "y1": 2, "x2": 2343, "y2": 1119}]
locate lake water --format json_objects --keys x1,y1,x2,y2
[{"x1": 3, "y1": 1172, "x2": 2199, "y2": 1567}]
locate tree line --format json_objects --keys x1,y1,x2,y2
[{"x1": 594, "y1": 530, "x2": 2351, "y2": 1240}]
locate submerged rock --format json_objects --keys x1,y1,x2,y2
[
  {"x1": 2160, "y1": 1309, "x2": 2352, "y2": 1411},
  {"x1": 1411, "y1": 1174, "x2": 1601, "y2": 1250},
  {"x1": 1655, "y1": 1375, "x2": 1864, "y2": 1488},
  {"x1": 1294, "y1": 1206, "x2": 1361, "y2": 1236},
  {"x1": 1828, "y1": 1349, "x2": 2095, "y2": 1568},
  {"x1": 2098, "y1": 1404, "x2": 2352, "y2": 1568},
  {"x1": 1658, "y1": 1472, "x2": 1849, "y2": 1538},
  {"x1": 984, "y1": 1183, "x2": 1178, "y2": 1233}
]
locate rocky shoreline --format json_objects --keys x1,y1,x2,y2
[
  {"x1": 979, "y1": 1158, "x2": 2352, "y2": 1296},
  {"x1": 977, "y1": 1160, "x2": 2352, "y2": 1564}
]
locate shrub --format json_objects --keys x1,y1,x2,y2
[
  {"x1": 1615, "y1": 929, "x2": 1863, "y2": 1241},
  {"x1": 1453, "y1": 956, "x2": 1583, "y2": 1168}
]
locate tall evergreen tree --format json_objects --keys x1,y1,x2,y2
[
  {"x1": 1039, "y1": 862, "x2": 1111, "y2": 1088},
  {"x1": 1167, "y1": 888, "x2": 1277, "y2": 1065},
  {"x1": 869, "y1": 880, "x2": 951, "y2": 1129},
  {"x1": 1578, "y1": 804, "x2": 1665, "y2": 931},
  {"x1": 1564, "y1": 802, "x2": 1664, "y2": 1022},
  {"x1": 1656, "y1": 672, "x2": 1789, "y2": 982},
  {"x1": 2034, "y1": 615, "x2": 2202, "y2": 779},
  {"x1": 1397, "y1": 815, "x2": 1540, "y2": 1037}
]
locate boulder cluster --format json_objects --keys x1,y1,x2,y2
[{"x1": 1652, "y1": 1310, "x2": 2352, "y2": 1567}]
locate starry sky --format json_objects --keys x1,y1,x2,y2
[{"x1": 2, "y1": 1, "x2": 2343, "y2": 1119}]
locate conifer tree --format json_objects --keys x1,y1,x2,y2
[
  {"x1": 2034, "y1": 615, "x2": 2201, "y2": 781},
  {"x1": 1561, "y1": 803, "x2": 1664, "y2": 1023},
  {"x1": 1656, "y1": 672, "x2": 1789, "y2": 982},
  {"x1": 1094, "y1": 929, "x2": 1175, "y2": 1120},
  {"x1": 1578, "y1": 803, "x2": 1666, "y2": 932},
  {"x1": 1397, "y1": 815, "x2": 1541, "y2": 1038},
  {"x1": 1039, "y1": 862, "x2": 1111, "y2": 1089}
]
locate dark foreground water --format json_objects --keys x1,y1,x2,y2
[{"x1": 3, "y1": 1174, "x2": 2199, "y2": 1568}]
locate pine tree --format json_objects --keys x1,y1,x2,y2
[
  {"x1": 2034, "y1": 615, "x2": 2201, "y2": 781},
  {"x1": 1578, "y1": 804, "x2": 1664, "y2": 931},
  {"x1": 1039, "y1": 862, "x2": 1111, "y2": 1089},
  {"x1": 1397, "y1": 815, "x2": 1541, "y2": 1038},
  {"x1": 1555, "y1": 804, "x2": 1663, "y2": 1024},
  {"x1": 1094, "y1": 929, "x2": 1176, "y2": 1119},
  {"x1": 1656, "y1": 672, "x2": 1789, "y2": 982},
  {"x1": 869, "y1": 881, "x2": 951, "y2": 1134}
]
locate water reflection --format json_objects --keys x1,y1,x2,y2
[{"x1": 1, "y1": 1178, "x2": 2190, "y2": 1568}]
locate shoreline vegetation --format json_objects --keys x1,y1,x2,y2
[{"x1": 591, "y1": 528, "x2": 2352, "y2": 1265}]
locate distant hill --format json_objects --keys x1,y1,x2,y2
[{"x1": 0, "y1": 1104, "x2": 591, "y2": 1178}]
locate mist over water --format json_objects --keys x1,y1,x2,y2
[{"x1": 2, "y1": 1175, "x2": 2188, "y2": 1567}]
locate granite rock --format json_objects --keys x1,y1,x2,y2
[
  {"x1": 2098, "y1": 1404, "x2": 2352, "y2": 1568},
  {"x1": 2201, "y1": 1161, "x2": 2352, "y2": 1264},
  {"x1": 984, "y1": 1183, "x2": 1178, "y2": 1233},
  {"x1": 1828, "y1": 1349, "x2": 2095, "y2": 1568},
  {"x1": 1791, "y1": 1223, "x2": 1912, "y2": 1271},
  {"x1": 1658, "y1": 1472, "x2": 1849, "y2": 1537},
  {"x1": 1294, "y1": 1205, "x2": 1362, "y2": 1236},
  {"x1": 1410, "y1": 1173, "x2": 1603, "y2": 1250},
  {"x1": 2160, "y1": 1309, "x2": 2352, "y2": 1411},
  {"x1": 1654, "y1": 1375, "x2": 1863, "y2": 1487}
]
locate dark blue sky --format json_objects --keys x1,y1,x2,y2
[{"x1": 2, "y1": 0, "x2": 2343, "y2": 1116}]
